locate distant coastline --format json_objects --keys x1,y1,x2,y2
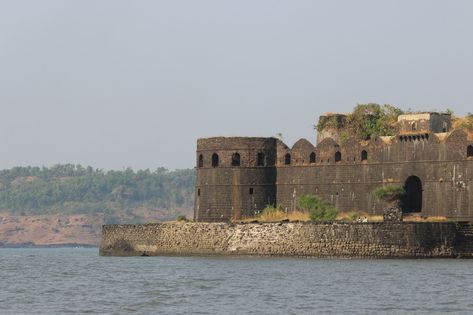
[{"x1": 0, "y1": 243, "x2": 97, "y2": 249}]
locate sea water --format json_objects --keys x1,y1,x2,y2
[{"x1": 1, "y1": 248, "x2": 473, "y2": 314}]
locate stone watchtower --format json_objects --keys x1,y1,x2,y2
[
  {"x1": 316, "y1": 113, "x2": 347, "y2": 144},
  {"x1": 194, "y1": 137, "x2": 278, "y2": 222}
]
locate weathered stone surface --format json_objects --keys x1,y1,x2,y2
[
  {"x1": 100, "y1": 222, "x2": 469, "y2": 258},
  {"x1": 194, "y1": 114, "x2": 473, "y2": 222},
  {"x1": 383, "y1": 206, "x2": 403, "y2": 222}
]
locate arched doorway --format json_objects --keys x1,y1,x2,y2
[{"x1": 402, "y1": 176, "x2": 422, "y2": 213}]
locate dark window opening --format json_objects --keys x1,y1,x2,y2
[
  {"x1": 425, "y1": 134, "x2": 429, "y2": 140},
  {"x1": 411, "y1": 122, "x2": 417, "y2": 131},
  {"x1": 401, "y1": 176, "x2": 422, "y2": 213},
  {"x1": 257, "y1": 153, "x2": 265, "y2": 166},
  {"x1": 197, "y1": 189, "x2": 201, "y2": 197},
  {"x1": 285, "y1": 153, "x2": 291, "y2": 165},
  {"x1": 212, "y1": 153, "x2": 219, "y2": 167},
  {"x1": 309, "y1": 152, "x2": 316, "y2": 164},
  {"x1": 335, "y1": 151, "x2": 341, "y2": 162},
  {"x1": 249, "y1": 188, "x2": 254, "y2": 195},
  {"x1": 198, "y1": 154, "x2": 203, "y2": 168},
  {"x1": 231, "y1": 153, "x2": 241, "y2": 166},
  {"x1": 361, "y1": 150, "x2": 368, "y2": 161},
  {"x1": 468, "y1": 145, "x2": 473, "y2": 157}
]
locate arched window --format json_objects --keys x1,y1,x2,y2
[
  {"x1": 411, "y1": 122, "x2": 417, "y2": 131},
  {"x1": 231, "y1": 153, "x2": 241, "y2": 166},
  {"x1": 335, "y1": 151, "x2": 341, "y2": 162},
  {"x1": 361, "y1": 150, "x2": 368, "y2": 161},
  {"x1": 257, "y1": 153, "x2": 265, "y2": 166},
  {"x1": 467, "y1": 145, "x2": 473, "y2": 157},
  {"x1": 212, "y1": 153, "x2": 219, "y2": 167},
  {"x1": 285, "y1": 153, "x2": 291, "y2": 165},
  {"x1": 198, "y1": 154, "x2": 204, "y2": 168},
  {"x1": 309, "y1": 152, "x2": 316, "y2": 164}
]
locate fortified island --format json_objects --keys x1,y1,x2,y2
[{"x1": 100, "y1": 106, "x2": 473, "y2": 258}]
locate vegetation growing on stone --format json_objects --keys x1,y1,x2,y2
[
  {"x1": 372, "y1": 185, "x2": 406, "y2": 202},
  {"x1": 316, "y1": 103, "x2": 404, "y2": 140},
  {"x1": 296, "y1": 195, "x2": 337, "y2": 222},
  {"x1": 344, "y1": 211, "x2": 359, "y2": 222},
  {"x1": 315, "y1": 114, "x2": 346, "y2": 131},
  {"x1": 453, "y1": 113, "x2": 473, "y2": 133},
  {"x1": 245, "y1": 205, "x2": 309, "y2": 222},
  {"x1": 176, "y1": 214, "x2": 188, "y2": 222}
]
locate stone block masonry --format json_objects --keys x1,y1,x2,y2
[
  {"x1": 195, "y1": 114, "x2": 473, "y2": 222},
  {"x1": 99, "y1": 222, "x2": 472, "y2": 258}
]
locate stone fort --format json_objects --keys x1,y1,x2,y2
[{"x1": 194, "y1": 111, "x2": 473, "y2": 222}]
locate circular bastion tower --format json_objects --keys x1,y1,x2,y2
[{"x1": 194, "y1": 137, "x2": 277, "y2": 222}]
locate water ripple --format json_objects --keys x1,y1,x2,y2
[{"x1": 1, "y1": 249, "x2": 473, "y2": 314}]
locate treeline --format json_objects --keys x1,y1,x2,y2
[{"x1": 0, "y1": 164, "x2": 195, "y2": 222}]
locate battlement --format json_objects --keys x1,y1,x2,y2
[{"x1": 195, "y1": 111, "x2": 473, "y2": 223}]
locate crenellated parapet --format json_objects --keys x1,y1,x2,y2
[{"x1": 195, "y1": 112, "x2": 473, "y2": 222}]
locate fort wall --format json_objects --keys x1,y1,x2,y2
[
  {"x1": 195, "y1": 137, "x2": 277, "y2": 222},
  {"x1": 195, "y1": 129, "x2": 473, "y2": 221},
  {"x1": 100, "y1": 222, "x2": 471, "y2": 258}
]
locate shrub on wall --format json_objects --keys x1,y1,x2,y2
[
  {"x1": 315, "y1": 104, "x2": 404, "y2": 140},
  {"x1": 372, "y1": 185, "x2": 406, "y2": 203},
  {"x1": 176, "y1": 214, "x2": 188, "y2": 222},
  {"x1": 296, "y1": 195, "x2": 338, "y2": 222}
]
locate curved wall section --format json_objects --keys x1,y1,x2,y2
[{"x1": 195, "y1": 137, "x2": 277, "y2": 222}]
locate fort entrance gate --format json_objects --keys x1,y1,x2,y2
[{"x1": 402, "y1": 176, "x2": 423, "y2": 213}]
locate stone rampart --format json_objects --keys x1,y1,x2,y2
[{"x1": 100, "y1": 222, "x2": 469, "y2": 258}]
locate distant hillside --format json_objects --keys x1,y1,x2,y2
[{"x1": 0, "y1": 165, "x2": 195, "y2": 224}]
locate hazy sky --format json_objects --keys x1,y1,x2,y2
[{"x1": 1, "y1": 1, "x2": 472, "y2": 170}]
